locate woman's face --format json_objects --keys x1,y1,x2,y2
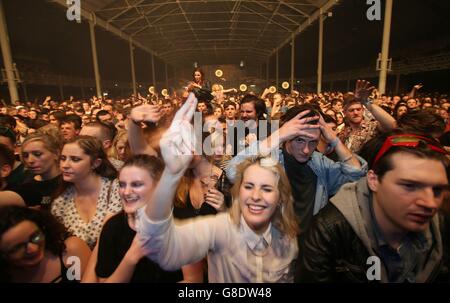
[
  {"x1": 116, "y1": 139, "x2": 128, "y2": 161},
  {"x1": 336, "y1": 113, "x2": 344, "y2": 125},
  {"x1": 22, "y1": 141, "x2": 59, "y2": 180},
  {"x1": 194, "y1": 71, "x2": 202, "y2": 83},
  {"x1": 214, "y1": 107, "x2": 223, "y2": 118},
  {"x1": 239, "y1": 164, "x2": 280, "y2": 234},
  {"x1": 0, "y1": 220, "x2": 46, "y2": 268},
  {"x1": 397, "y1": 105, "x2": 408, "y2": 118},
  {"x1": 60, "y1": 143, "x2": 95, "y2": 183},
  {"x1": 119, "y1": 166, "x2": 156, "y2": 214}
]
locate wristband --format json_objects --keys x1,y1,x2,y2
[{"x1": 328, "y1": 137, "x2": 340, "y2": 150}]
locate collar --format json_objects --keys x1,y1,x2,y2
[{"x1": 240, "y1": 215, "x2": 272, "y2": 252}]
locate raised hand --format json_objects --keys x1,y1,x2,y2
[
  {"x1": 205, "y1": 188, "x2": 226, "y2": 212},
  {"x1": 354, "y1": 80, "x2": 376, "y2": 103},
  {"x1": 318, "y1": 114, "x2": 337, "y2": 144},
  {"x1": 160, "y1": 93, "x2": 198, "y2": 175},
  {"x1": 278, "y1": 110, "x2": 321, "y2": 142},
  {"x1": 413, "y1": 83, "x2": 423, "y2": 90},
  {"x1": 130, "y1": 104, "x2": 161, "y2": 125}
]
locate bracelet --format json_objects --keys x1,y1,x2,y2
[{"x1": 328, "y1": 137, "x2": 340, "y2": 150}]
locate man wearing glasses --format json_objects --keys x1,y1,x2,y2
[{"x1": 296, "y1": 132, "x2": 450, "y2": 282}]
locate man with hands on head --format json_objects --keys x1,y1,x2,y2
[{"x1": 226, "y1": 104, "x2": 368, "y2": 235}]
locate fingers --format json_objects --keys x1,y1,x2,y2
[{"x1": 184, "y1": 93, "x2": 198, "y2": 121}]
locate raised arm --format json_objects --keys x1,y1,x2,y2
[
  {"x1": 355, "y1": 80, "x2": 396, "y2": 132},
  {"x1": 318, "y1": 115, "x2": 361, "y2": 169},
  {"x1": 225, "y1": 110, "x2": 320, "y2": 182},
  {"x1": 127, "y1": 104, "x2": 161, "y2": 156},
  {"x1": 144, "y1": 93, "x2": 198, "y2": 221}
]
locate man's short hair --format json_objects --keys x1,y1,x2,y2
[
  {"x1": 280, "y1": 104, "x2": 321, "y2": 127},
  {"x1": 96, "y1": 110, "x2": 111, "y2": 120},
  {"x1": 398, "y1": 110, "x2": 445, "y2": 137},
  {"x1": 0, "y1": 126, "x2": 16, "y2": 145},
  {"x1": 0, "y1": 143, "x2": 15, "y2": 167},
  {"x1": 0, "y1": 114, "x2": 17, "y2": 129},
  {"x1": 61, "y1": 114, "x2": 82, "y2": 130},
  {"x1": 223, "y1": 101, "x2": 236, "y2": 109},
  {"x1": 83, "y1": 121, "x2": 115, "y2": 142},
  {"x1": 360, "y1": 131, "x2": 448, "y2": 180},
  {"x1": 343, "y1": 93, "x2": 360, "y2": 110}
]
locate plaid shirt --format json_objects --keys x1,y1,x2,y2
[{"x1": 338, "y1": 120, "x2": 379, "y2": 154}]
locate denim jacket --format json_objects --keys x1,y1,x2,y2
[{"x1": 225, "y1": 141, "x2": 368, "y2": 215}]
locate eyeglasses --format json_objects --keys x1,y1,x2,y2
[
  {"x1": 2, "y1": 230, "x2": 45, "y2": 259},
  {"x1": 372, "y1": 134, "x2": 447, "y2": 169}
]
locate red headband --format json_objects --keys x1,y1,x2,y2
[{"x1": 372, "y1": 134, "x2": 447, "y2": 169}]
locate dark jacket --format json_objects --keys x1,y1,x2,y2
[{"x1": 295, "y1": 179, "x2": 450, "y2": 283}]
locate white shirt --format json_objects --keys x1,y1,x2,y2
[{"x1": 137, "y1": 209, "x2": 298, "y2": 283}]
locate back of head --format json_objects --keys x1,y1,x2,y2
[{"x1": 397, "y1": 110, "x2": 445, "y2": 138}]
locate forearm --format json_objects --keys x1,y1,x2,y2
[
  {"x1": 334, "y1": 140, "x2": 361, "y2": 169},
  {"x1": 366, "y1": 103, "x2": 396, "y2": 131},
  {"x1": 179, "y1": 261, "x2": 204, "y2": 283},
  {"x1": 102, "y1": 256, "x2": 138, "y2": 283},
  {"x1": 145, "y1": 168, "x2": 183, "y2": 221},
  {"x1": 127, "y1": 120, "x2": 148, "y2": 154}
]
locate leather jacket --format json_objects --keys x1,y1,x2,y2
[{"x1": 295, "y1": 203, "x2": 450, "y2": 283}]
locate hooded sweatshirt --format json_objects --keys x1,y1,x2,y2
[{"x1": 329, "y1": 177, "x2": 444, "y2": 283}]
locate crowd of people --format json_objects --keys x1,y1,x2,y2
[{"x1": 0, "y1": 67, "x2": 449, "y2": 283}]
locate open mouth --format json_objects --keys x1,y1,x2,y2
[{"x1": 247, "y1": 203, "x2": 267, "y2": 215}]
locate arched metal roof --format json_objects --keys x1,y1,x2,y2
[{"x1": 54, "y1": 0, "x2": 338, "y2": 67}]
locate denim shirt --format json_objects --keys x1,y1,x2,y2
[{"x1": 226, "y1": 141, "x2": 368, "y2": 215}]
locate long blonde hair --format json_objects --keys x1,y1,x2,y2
[{"x1": 229, "y1": 156, "x2": 299, "y2": 238}]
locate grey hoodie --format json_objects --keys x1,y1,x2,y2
[{"x1": 329, "y1": 177, "x2": 444, "y2": 283}]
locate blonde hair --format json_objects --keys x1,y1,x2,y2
[
  {"x1": 108, "y1": 129, "x2": 130, "y2": 161},
  {"x1": 21, "y1": 132, "x2": 62, "y2": 159},
  {"x1": 229, "y1": 156, "x2": 299, "y2": 238}
]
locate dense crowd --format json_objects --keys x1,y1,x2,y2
[{"x1": 0, "y1": 68, "x2": 448, "y2": 283}]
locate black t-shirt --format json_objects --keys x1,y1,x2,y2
[
  {"x1": 282, "y1": 149, "x2": 317, "y2": 235},
  {"x1": 12, "y1": 174, "x2": 63, "y2": 208},
  {"x1": 96, "y1": 212, "x2": 183, "y2": 283},
  {"x1": 173, "y1": 192, "x2": 217, "y2": 220}
]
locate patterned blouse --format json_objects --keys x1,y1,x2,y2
[
  {"x1": 338, "y1": 120, "x2": 379, "y2": 154},
  {"x1": 51, "y1": 177, "x2": 123, "y2": 249}
]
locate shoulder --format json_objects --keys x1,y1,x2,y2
[
  {"x1": 102, "y1": 212, "x2": 125, "y2": 232},
  {"x1": 0, "y1": 191, "x2": 25, "y2": 207},
  {"x1": 63, "y1": 236, "x2": 91, "y2": 263}
]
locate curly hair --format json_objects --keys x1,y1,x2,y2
[{"x1": 0, "y1": 206, "x2": 68, "y2": 282}]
